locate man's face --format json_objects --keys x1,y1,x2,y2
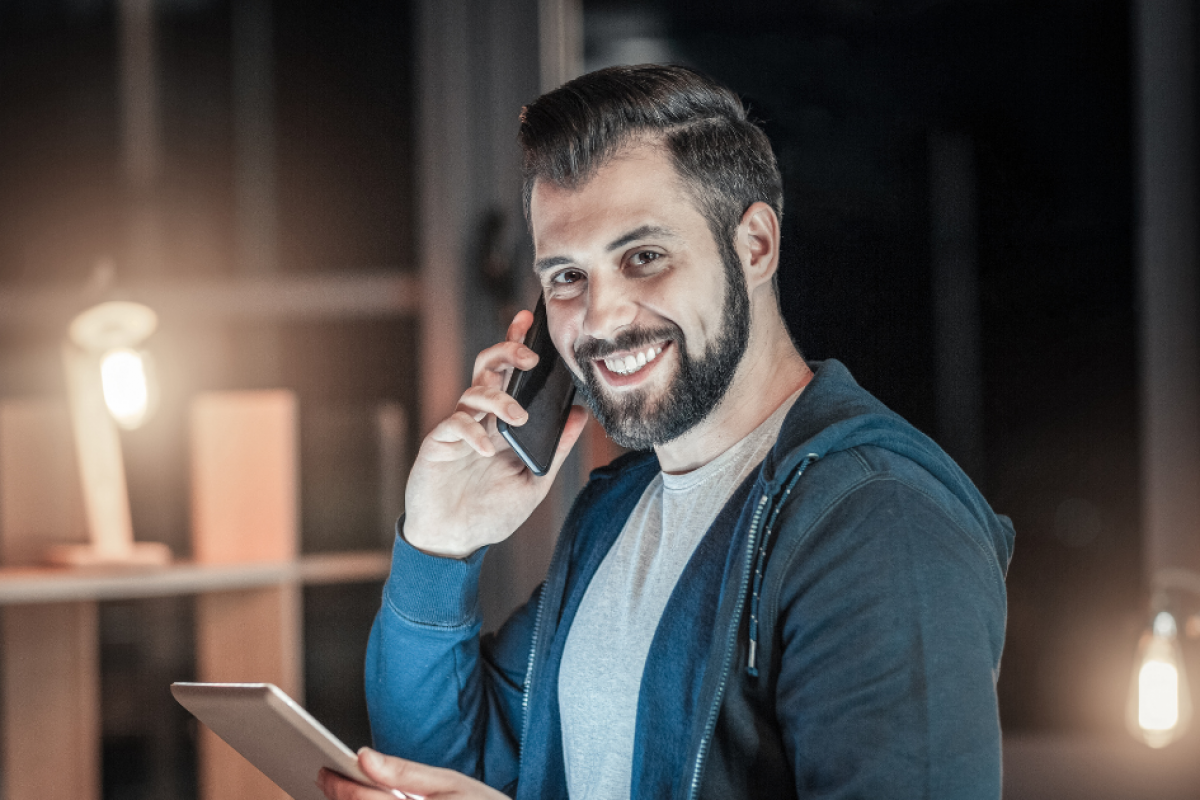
[{"x1": 529, "y1": 144, "x2": 750, "y2": 449}]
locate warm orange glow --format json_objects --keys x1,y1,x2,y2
[{"x1": 1128, "y1": 612, "x2": 1192, "y2": 748}]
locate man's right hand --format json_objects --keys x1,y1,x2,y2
[{"x1": 401, "y1": 309, "x2": 588, "y2": 558}]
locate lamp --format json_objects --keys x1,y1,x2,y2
[
  {"x1": 49, "y1": 300, "x2": 170, "y2": 566},
  {"x1": 68, "y1": 300, "x2": 159, "y2": 429},
  {"x1": 1127, "y1": 571, "x2": 1200, "y2": 748}
]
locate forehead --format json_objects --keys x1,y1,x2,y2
[{"x1": 529, "y1": 144, "x2": 704, "y2": 254}]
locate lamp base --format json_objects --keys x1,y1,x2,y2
[{"x1": 44, "y1": 541, "x2": 172, "y2": 568}]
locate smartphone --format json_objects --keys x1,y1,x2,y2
[{"x1": 497, "y1": 296, "x2": 576, "y2": 476}]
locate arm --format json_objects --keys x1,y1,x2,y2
[
  {"x1": 364, "y1": 310, "x2": 586, "y2": 788},
  {"x1": 774, "y1": 477, "x2": 1007, "y2": 799},
  {"x1": 365, "y1": 531, "x2": 540, "y2": 789}
]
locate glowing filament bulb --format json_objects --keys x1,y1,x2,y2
[
  {"x1": 100, "y1": 348, "x2": 150, "y2": 429},
  {"x1": 1128, "y1": 611, "x2": 1191, "y2": 748},
  {"x1": 1139, "y1": 658, "x2": 1179, "y2": 731}
]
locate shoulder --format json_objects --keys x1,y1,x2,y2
[{"x1": 770, "y1": 445, "x2": 1007, "y2": 596}]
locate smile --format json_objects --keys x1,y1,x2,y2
[{"x1": 600, "y1": 344, "x2": 664, "y2": 376}]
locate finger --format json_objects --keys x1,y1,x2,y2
[
  {"x1": 425, "y1": 411, "x2": 496, "y2": 458},
  {"x1": 358, "y1": 748, "x2": 507, "y2": 798},
  {"x1": 506, "y1": 309, "x2": 534, "y2": 343},
  {"x1": 538, "y1": 405, "x2": 589, "y2": 482},
  {"x1": 456, "y1": 385, "x2": 528, "y2": 427},
  {"x1": 317, "y1": 767, "x2": 406, "y2": 800},
  {"x1": 471, "y1": 340, "x2": 540, "y2": 388}
]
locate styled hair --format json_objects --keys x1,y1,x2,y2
[{"x1": 518, "y1": 64, "x2": 783, "y2": 253}]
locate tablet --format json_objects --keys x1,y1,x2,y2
[{"x1": 171, "y1": 682, "x2": 415, "y2": 800}]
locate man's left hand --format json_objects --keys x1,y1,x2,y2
[{"x1": 317, "y1": 748, "x2": 508, "y2": 800}]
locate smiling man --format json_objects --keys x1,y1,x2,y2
[{"x1": 320, "y1": 65, "x2": 1014, "y2": 800}]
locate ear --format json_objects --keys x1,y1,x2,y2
[{"x1": 736, "y1": 201, "x2": 781, "y2": 291}]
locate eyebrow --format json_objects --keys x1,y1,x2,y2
[
  {"x1": 533, "y1": 224, "x2": 680, "y2": 273},
  {"x1": 606, "y1": 224, "x2": 677, "y2": 252}
]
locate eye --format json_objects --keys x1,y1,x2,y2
[
  {"x1": 628, "y1": 250, "x2": 662, "y2": 268},
  {"x1": 551, "y1": 268, "x2": 585, "y2": 285}
]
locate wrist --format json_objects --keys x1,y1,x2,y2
[
  {"x1": 385, "y1": 526, "x2": 486, "y2": 626},
  {"x1": 401, "y1": 519, "x2": 478, "y2": 560}
]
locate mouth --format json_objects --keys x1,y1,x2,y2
[
  {"x1": 600, "y1": 343, "x2": 665, "y2": 376},
  {"x1": 588, "y1": 342, "x2": 672, "y2": 388}
]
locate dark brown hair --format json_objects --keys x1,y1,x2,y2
[{"x1": 518, "y1": 64, "x2": 783, "y2": 253}]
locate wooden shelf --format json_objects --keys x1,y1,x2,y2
[
  {"x1": 0, "y1": 271, "x2": 418, "y2": 329},
  {"x1": 0, "y1": 550, "x2": 390, "y2": 605}
]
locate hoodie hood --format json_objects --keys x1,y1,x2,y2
[{"x1": 763, "y1": 359, "x2": 1015, "y2": 571}]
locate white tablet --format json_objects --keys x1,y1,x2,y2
[{"x1": 171, "y1": 682, "x2": 415, "y2": 800}]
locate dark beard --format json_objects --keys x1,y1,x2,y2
[{"x1": 571, "y1": 239, "x2": 751, "y2": 450}]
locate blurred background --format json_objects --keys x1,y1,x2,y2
[{"x1": 0, "y1": 0, "x2": 1198, "y2": 798}]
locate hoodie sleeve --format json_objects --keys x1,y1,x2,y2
[
  {"x1": 364, "y1": 525, "x2": 536, "y2": 792},
  {"x1": 771, "y1": 474, "x2": 1007, "y2": 799}
]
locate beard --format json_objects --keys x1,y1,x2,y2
[{"x1": 571, "y1": 237, "x2": 751, "y2": 450}]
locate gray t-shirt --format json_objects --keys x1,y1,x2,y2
[{"x1": 558, "y1": 393, "x2": 799, "y2": 800}]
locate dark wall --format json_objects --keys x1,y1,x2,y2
[{"x1": 586, "y1": 0, "x2": 1140, "y2": 736}]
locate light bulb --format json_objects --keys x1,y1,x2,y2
[
  {"x1": 1127, "y1": 611, "x2": 1192, "y2": 748},
  {"x1": 100, "y1": 347, "x2": 155, "y2": 429}
]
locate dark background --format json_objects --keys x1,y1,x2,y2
[{"x1": 583, "y1": 0, "x2": 1144, "y2": 738}]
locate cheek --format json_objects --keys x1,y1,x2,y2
[
  {"x1": 547, "y1": 316, "x2": 581, "y2": 369},
  {"x1": 698, "y1": 282, "x2": 731, "y2": 336}
]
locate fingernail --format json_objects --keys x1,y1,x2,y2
[
  {"x1": 359, "y1": 747, "x2": 381, "y2": 769},
  {"x1": 508, "y1": 403, "x2": 526, "y2": 421}
]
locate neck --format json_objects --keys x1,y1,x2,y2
[{"x1": 654, "y1": 305, "x2": 811, "y2": 474}]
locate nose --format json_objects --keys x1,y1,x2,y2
[{"x1": 581, "y1": 273, "x2": 638, "y2": 341}]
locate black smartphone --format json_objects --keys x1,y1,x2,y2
[{"x1": 497, "y1": 296, "x2": 577, "y2": 476}]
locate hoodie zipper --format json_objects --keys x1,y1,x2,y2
[
  {"x1": 747, "y1": 454, "x2": 817, "y2": 676},
  {"x1": 518, "y1": 510, "x2": 572, "y2": 787},
  {"x1": 686, "y1": 454, "x2": 818, "y2": 800},
  {"x1": 686, "y1": 490, "x2": 768, "y2": 800},
  {"x1": 519, "y1": 581, "x2": 547, "y2": 763}
]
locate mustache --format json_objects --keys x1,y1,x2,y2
[{"x1": 573, "y1": 325, "x2": 680, "y2": 362}]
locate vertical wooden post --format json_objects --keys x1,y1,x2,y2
[
  {"x1": 194, "y1": 585, "x2": 301, "y2": 800},
  {"x1": 190, "y1": 390, "x2": 300, "y2": 800},
  {"x1": 1134, "y1": 0, "x2": 1200, "y2": 580},
  {"x1": 0, "y1": 400, "x2": 99, "y2": 800},
  {"x1": 1, "y1": 603, "x2": 100, "y2": 800}
]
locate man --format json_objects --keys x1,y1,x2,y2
[{"x1": 320, "y1": 64, "x2": 1014, "y2": 800}]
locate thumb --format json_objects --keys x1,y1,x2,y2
[
  {"x1": 357, "y1": 748, "x2": 431, "y2": 791},
  {"x1": 357, "y1": 748, "x2": 507, "y2": 799},
  {"x1": 541, "y1": 405, "x2": 588, "y2": 481}
]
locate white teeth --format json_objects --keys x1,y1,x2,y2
[{"x1": 603, "y1": 345, "x2": 664, "y2": 376}]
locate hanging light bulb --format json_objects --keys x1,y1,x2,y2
[{"x1": 1127, "y1": 610, "x2": 1192, "y2": 748}]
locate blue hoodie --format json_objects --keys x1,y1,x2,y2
[{"x1": 366, "y1": 359, "x2": 1015, "y2": 799}]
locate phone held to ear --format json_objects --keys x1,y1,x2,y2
[{"x1": 498, "y1": 296, "x2": 576, "y2": 476}]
